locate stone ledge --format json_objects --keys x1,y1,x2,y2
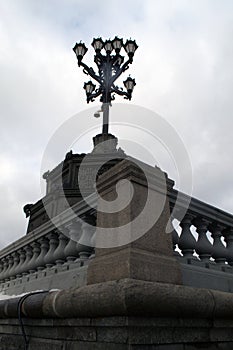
[{"x1": 1, "y1": 278, "x2": 233, "y2": 320}]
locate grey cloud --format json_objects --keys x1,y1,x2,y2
[{"x1": 0, "y1": 0, "x2": 233, "y2": 246}]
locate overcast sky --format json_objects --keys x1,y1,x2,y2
[{"x1": 0, "y1": 0, "x2": 233, "y2": 248}]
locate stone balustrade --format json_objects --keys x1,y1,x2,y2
[
  {"x1": 0, "y1": 195, "x2": 97, "y2": 292},
  {"x1": 170, "y1": 188, "x2": 233, "y2": 270},
  {"x1": 1, "y1": 170, "x2": 233, "y2": 294}
]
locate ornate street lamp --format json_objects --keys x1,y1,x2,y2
[{"x1": 73, "y1": 37, "x2": 138, "y2": 134}]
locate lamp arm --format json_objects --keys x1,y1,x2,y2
[
  {"x1": 87, "y1": 88, "x2": 102, "y2": 102},
  {"x1": 79, "y1": 61, "x2": 102, "y2": 84},
  {"x1": 110, "y1": 58, "x2": 132, "y2": 85},
  {"x1": 111, "y1": 85, "x2": 132, "y2": 100},
  {"x1": 111, "y1": 85, "x2": 129, "y2": 98}
]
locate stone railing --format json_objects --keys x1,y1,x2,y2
[
  {"x1": 170, "y1": 188, "x2": 233, "y2": 271},
  {"x1": 0, "y1": 194, "x2": 97, "y2": 293},
  {"x1": 1, "y1": 164, "x2": 233, "y2": 294}
]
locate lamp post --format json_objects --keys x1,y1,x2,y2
[{"x1": 73, "y1": 37, "x2": 138, "y2": 134}]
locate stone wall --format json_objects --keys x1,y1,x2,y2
[{"x1": 0, "y1": 316, "x2": 233, "y2": 350}]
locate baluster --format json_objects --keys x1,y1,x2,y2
[
  {"x1": 28, "y1": 242, "x2": 41, "y2": 273},
  {"x1": 172, "y1": 224, "x2": 180, "y2": 256},
  {"x1": 44, "y1": 232, "x2": 59, "y2": 268},
  {"x1": 21, "y1": 245, "x2": 33, "y2": 275},
  {"x1": 179, "y1": 215, "x2": 196, "y2": 260},
  {"x1": 77, "y1": 218, "x2": 95, "y2": 263},
  {"x1": 53, "y1": 232, "x2": 68, "y2": 265},
  {"x1": 36, "y1": 237, "x2": 49, "y2": 270},
  {"x1": 4, "y1": 255, "x2": 13, "y2": 281},
  {"x1": 15, "y1": 248, "x2": 26, "y2": 277},
  {"x1": 210, "y1": 224, "x2": 227, "y2": 264},
  {"x1": 223, "y1": 227, "x2": 233, "y2": 266},
  {"x1": 0, "y1": 260, "x2": 3, "y2": 287},
  {"x1": 64, "y1": 221, "x2": 81, "y2": 263},
  {"x1": 0, "y1": 259, "x2": 4, "y2": 281},
  {"x1": 0, "y1": 257, "x2": 9, "y2": 281},
  {"x1": 8, "y1": 252, "x2": 19, "y2": 280},
  {"x1": 195, "y1": 219, "x2": 213, "y2": 262}
]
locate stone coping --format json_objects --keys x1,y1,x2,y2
[
  {"x1": 0, "y1": 278, "x2": 233, "y2": 320},
  {"x1": 169, "y1": 187, "x2": 233, "y2": 227}
]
